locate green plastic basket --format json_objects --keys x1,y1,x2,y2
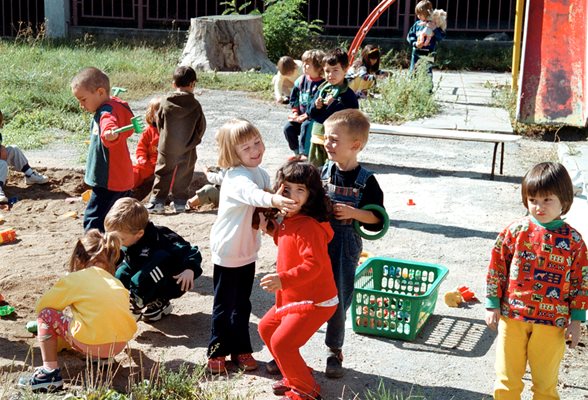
[{"x1": 352, "y1": 257, "x2": 448, "y2": 341}]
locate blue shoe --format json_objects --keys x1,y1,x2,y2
[{"x1": 17, "y1": 367, "x2": 63, "y2": 392}]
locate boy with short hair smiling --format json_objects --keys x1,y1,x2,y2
[
  {"x1": 71, "y1": 67, "x2": 135, "y2": 232},
  {"x1": 320, "y1": 109, "x2": 385, "y2": 379},
  {"x1": 307, "y1": 48, "x2": 359, "y2": 167},
  {"x1": 104, "y1": 197, "x2": 203, "y2": 321}
]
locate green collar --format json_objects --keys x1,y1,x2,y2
[{"x1": 530, "y1": 216, "x2": 565, "y2": 230}]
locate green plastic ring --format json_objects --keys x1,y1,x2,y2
[{"x1": 353, "y1": 204, "x2": 390, "y2": 240}]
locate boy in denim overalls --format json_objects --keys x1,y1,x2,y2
[{"x1": 320, "y1": 109, "x2": 386, "y2": 378}]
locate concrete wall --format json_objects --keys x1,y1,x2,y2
[{"x1": 44, "y1": 0, "x2": 70, "y2": 38}]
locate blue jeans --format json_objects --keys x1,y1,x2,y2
[
  {"x1": 208, "y1": 262, "x2": 255, "y2": 358},
  {"x1": 325, "y1": 224, "x2": 362, "y2": 350},
  {"x1": 83, "y1": 187, "x2": 130, "y2": 232},
  {"x1": 283, "y1": 120, "x2": 312, "y2": 156}
]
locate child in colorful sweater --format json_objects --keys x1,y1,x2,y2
[{"x1": 485, "y1": 161, "x2": 588, "y2": 399}]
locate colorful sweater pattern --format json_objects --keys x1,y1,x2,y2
[{"x1": 486, "y1": 217, "x2": 588, "y2": 327}]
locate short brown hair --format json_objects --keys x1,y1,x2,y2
[
  {"x1": 301, "y1": 49, "x2": 326, "y2": 72},
  {"x1": 415, "y1": 0, "x2": 433, "y2": 18},
  {"x1": 69, "y1": 229, "x2": 121, "y2": 275},
  {"x1": 324, "y1": 109, "x2": 370, "y2": 147},
  {"x1": 323, "y1": 48, "x2": 349, "y2": 70},
  {"x1": 173, "y1": 65, "x2": 197, "y2": 87},
  {"x1": 277, "y1": 56, "x2": 297, "y2": 75},
  {"x1": 104, "y1": 197, "x2": 149, "y2": 234},
  {"x1": 70, "y1": 67, "x2": 110, "y2": 93},
  {"x1": 145, "y1": 97, "x2": 161, "y2": 126},
  {"x1": 521, "y1": 162, "x2": 574, "y2": 215},
  {"x1": 216, "y1": 119, "x2": 263, "y2": 168}
]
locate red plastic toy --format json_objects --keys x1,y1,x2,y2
[{"x1": 457, "y1": 285, "x2": 477, "y2": 302}]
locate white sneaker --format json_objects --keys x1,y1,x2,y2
[
  {"x1": 0, "y1": 187, "x2": 7, "y2": 203},
  {"x1": 25, "y1": 171, "x2": 49, "y2": 185}
]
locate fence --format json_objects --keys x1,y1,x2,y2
[
  {"x1": 0, "y1": 0, "x2": 44, "y2": 37},
  {"x1": 0, "y1": 0, "x2": 516, "y2": 38}
]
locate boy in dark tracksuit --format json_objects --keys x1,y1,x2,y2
[
  {"x1": 307, "y1": 48, "x2": 359, "y2": 168},
  {"x1": 320, "y1": 109, "x2": 385, "y2": 379},
  {"x1": 71, "y1": 67, "x2": 135, "y2": 232},
  {"x1": 105, "y1": 197, "x2": 203, "y2": 322},
  {"x1": 147, "y1": 65, "x2": 207, "y2": 214}
]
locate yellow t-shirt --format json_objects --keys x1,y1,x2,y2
[{"x1": 36, "y1": 267, "x2": 137, "y2": 345}]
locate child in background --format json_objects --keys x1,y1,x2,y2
[
  {"x1": 0, "y1": 109, "x2": 49, "y2": 203},
  {"x1": 17, "y1": 229, "x2": 137, "y2": 393},
  {"x1": 346, "y1": 45, "x2": 386, "y2": 98},
  {"x1": 132, "y1": 97, "x2": 161, "y2": 192},
  {"x1": 406, "y1": 0, "x2": 446, "y2": 78},
  {"x1": 320, "y1": 109, "x2": 385, "y2": 378},
  {"x1": 272, "y1": 56, "x2": 303, "y2": 104},
  {"x1": 186, "y1": 166, "x2": 225, "y2": 210},
  {"x1": 485, "y1": 162, "x2": 588, "y2": 400},
  {"x1": 104, "y1": 197, "x2": 203, "y2": 322},
  {"x1": 71, "y1": 67, "x2": 135, "y2": 232},
  {"x1": 283, "y1": 50, "x2": 325, "y2": 160},
  {"x1": 307, "y1": 48, "x2": 359, "y2": 167},
  {"x1": 207, "y1": 119, "x2": 296, "y2": 374},
  {"x1": 147, "y1": 66, "x2": 207, "y2": 214},
  {"x1": 258, "y1": 161, "x2": 337, "y2": 400}
]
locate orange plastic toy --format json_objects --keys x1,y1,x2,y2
[{"x1": 0, "y1": 229, "x2": 16, "y2": 245}]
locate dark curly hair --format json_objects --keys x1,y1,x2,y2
[{"x1": 274, "y1": 161, "x2": 332, "y2": 222}]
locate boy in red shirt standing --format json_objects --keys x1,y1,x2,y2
[{"x1": 71, "y1": 67, "x2": 135, "y2": 232}]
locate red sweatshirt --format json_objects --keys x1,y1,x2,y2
[{"x1": 274, "y1": 214, "x2": 337, "y2": 307}]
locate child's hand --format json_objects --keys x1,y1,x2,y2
[
  {"x1": 260, "y1": 273, "x2": 282, "y2": 293},
  {"x1": 485, "y1": 308, "x2": 500, "y2": 330},
  {"x1": 287, "y1": 111, "x2": 299, "y2": 121},
  {"x1": 0, "y1": 145, "x2": 7, "y2": 160},
  {"x1": 315, "y1": 97, "x2": 324, "y2": 109},
  {"x1": 324, "y1": 95, "x2": 335, "y2": 106},
  {"x1": 333, "y1": 202, "x2": 356, "y2": 220},
  {"x1": 136, "y1": 156, "x2": 147, "y2": 165},
  {"x1": 271, "y1": 185, "x2": 297, "y2": 214},
  {"x1": 565, "y1": 320, "x2": 581, "y2": 348},
  {"x1": 103, "y1": 129, "x2": 119, "y2": 141},
  {"x1": 295, "y1": 113, "x2": 308, "y2": 123},
  {"x1": 173, "y1": 269, "x2": 195, "y2": 292}
]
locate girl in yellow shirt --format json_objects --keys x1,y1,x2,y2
[{"x1": 18, "y1": 229, "x2": 138, "y2": 393}]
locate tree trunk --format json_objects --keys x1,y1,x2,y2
[{"x1": 179, "y1": 15, "x2": 276, "y2": 73}]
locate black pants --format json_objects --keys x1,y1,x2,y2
[
  {"x1": 83, "y1": 187, "x2": 130, "y2": 232},
  {"x1": 207, "y1": 262, "x2": 255, "y2": 358}
]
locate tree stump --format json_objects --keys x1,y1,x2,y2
[{"x1": 179, "y1": 15, "x2": 276, "y2": 73}]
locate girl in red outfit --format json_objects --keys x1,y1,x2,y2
[
  {"x1": 133, "y1": 97, "x2": 161, "y2": 189},
  {"x1": 258, "y1": 161, "x2": 337, "y2": 400}
]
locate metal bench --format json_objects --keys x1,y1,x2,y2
[{"x1": 370, "y1": 124, "x2": 521, "y2": 179}]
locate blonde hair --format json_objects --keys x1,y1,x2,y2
[
  {"x1": 324, "y1": 109, "x2": 370, "y2": 147},
  {"x1": 277, "y1": 56, "x2": 297, "y2": 75},
  {"x1": 104, "y1": 197, "x2": 149, "y2": 234},
  {"x1": 69, "y1": 229, "x2": 121, "y2": 275},
  {"x1": 216, "y1": 119, "x2": 263, "y2": 168},
  {"x1": 70, "y1": 67, "x2": 111, "y2": 93},
  {"x1": 145, "y1": 97, "x2": 161, "y2": 126}
]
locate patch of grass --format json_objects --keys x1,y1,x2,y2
[
  {"x1": 198, "y1": 71, "x2": 273, "y2": 101},
  {"x1": 362, "y1": 63, "x2": 440, "y2": 124}
]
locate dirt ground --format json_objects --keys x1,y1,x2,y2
[{"x1": 0, "y1": 87, "x2": 587, "y2": 400}]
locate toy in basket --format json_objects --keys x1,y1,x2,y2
[{"x1": 352, "y1": 257, "x2": 448, "y2": 341}]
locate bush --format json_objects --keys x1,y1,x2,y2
[{"x1": 262, "y1": 0, "x2": 322, "y2": 61}]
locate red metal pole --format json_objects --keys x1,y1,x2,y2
[{"x1": 348, "y1": 0, "x2": 397, "y2": 65}]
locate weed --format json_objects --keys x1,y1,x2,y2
[
  {"x1": 363, "y1": 381, "x2": 428, "y2": 400},
  {"x1": 362, "y1": 63, "x2": 439, "y2": 124}
]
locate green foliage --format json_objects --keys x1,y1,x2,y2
[
  {"x1": 221, "y1": 0, "x2": 253, "y2": 15},
  {"x1": 362, "y1": 63, "x2": 440, "y2": 124},
  {"x1": 363, "y1": 381, "x2": 427, "y2": 400},
  {"x1": 262, "y1": 0, "x2": 323, "y2": 61}
]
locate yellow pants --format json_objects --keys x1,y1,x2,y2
[{"x1": 494, "y1": 317, "x2": 565, "y2": 400}]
